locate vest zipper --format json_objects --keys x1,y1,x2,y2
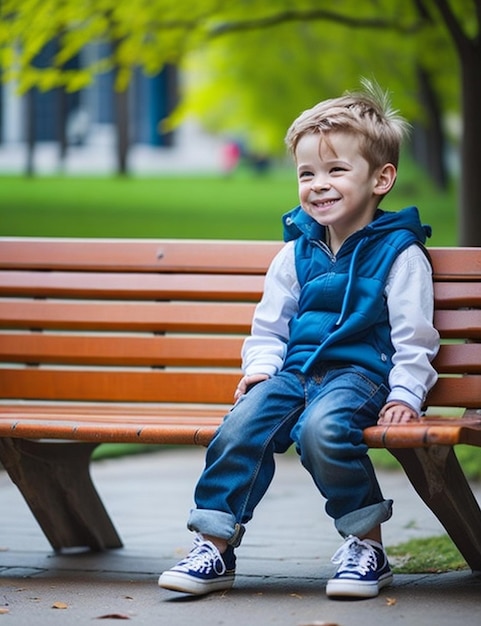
[{"x1": 313, "y1": 239, "x2": 336, "y2": 263}]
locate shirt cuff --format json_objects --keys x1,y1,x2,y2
[{"x1": 386, "y1": 386, "x2": 423, "y2": 415}]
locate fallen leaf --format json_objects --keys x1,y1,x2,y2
[
  {"x1": 290, "y1": 593, "x2": 304, "y2": 600},
  {"x1": 386, "y1": 597, "x2": 397, "y2": 606},
  {"x1": 52, "y1": 602, "x2": 68, "y2": 609},
  {"x1": 0, "y1": 608, "x2": 10, "y2": 615},
  {"x1": 96, "y1": 614, "x2": 131, "y2": 620}
]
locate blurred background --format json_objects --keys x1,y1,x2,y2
[{"x1": 0, "y1": 0, "x2": 479, "y2": 245}]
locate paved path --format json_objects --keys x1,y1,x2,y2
[{"x1": 1, "y1": 447, "x2": 480, "y2": 625}]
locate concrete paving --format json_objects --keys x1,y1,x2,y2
[{"x1": 1, "y1": 447, "x2": 480, "y2": 625}]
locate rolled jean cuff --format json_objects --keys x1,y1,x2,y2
[
  {"x1": 334, "y1": 499, "x2": 393, "y2": 538},
  {"x1": 187, "y1": 509, "x2": 245, "y2": 547}
]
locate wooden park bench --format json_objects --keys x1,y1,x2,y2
[{"x1": 0, "y1": 237, "x2": 480, "y2": 571}]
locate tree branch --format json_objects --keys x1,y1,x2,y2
[
  {"x1": 207, "y1": 8, "x2": 423, "y2": 38},
  {"x1": 432, "y1": 0, "x2": 471, "y2": 52}
]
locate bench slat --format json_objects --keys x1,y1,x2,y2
[
  {"x1": 2, "y1": 334, "x2": 479, "y2": 373},
  {"x1": 0, "y1": 271, "x2": 266, "y2": 301},
  {"x1": 0, "y1": 299, "x2": 255, "y2": 332},
  {"x1": 0, "y1": 406, "x2": 226, "y2": 424},
  {"x1": 2, "y1": 278, "x2": 479, "y2": 310},
  {"x1": 434, "y1": 282, "x2": 481, "y2": 307},
  {"x1": 0, "y1": 419, "x2": 218, "y2": 446},
  {"x1": 364, "y1": 415, "x2": 481, "y2": 448},
  {"x1": 1, "y1": 280, "x2": 479, "y2": 307},
  {"x1": 433, "y1": 309, "x2": 481, "y2": 338},
  {"x1": 0, "y1": 402, "x2": 226, "y2": 418},
  {"x1": 2, "y1": 241, "x2": 480, "y2": 277},
  {"x1": 426, "y1": 376, "x2": 481, "y2": 408},
  {"x1": 429, "y1": 247, "x2": 481, "y2": 280},
  {"x1": 0, "y1": 369, "x2": 240, "y2": 403},
  {"x1": 2, "y1": 303, "x2": 479, "y2": 336},
  {"x1": 1, "y1": 367, "x2": 480, "y2": 408},
  {"x1": 0, "y1": 333, "x2": 243, "y2": 367},
  {"x1": 0, "y1": 239, "x2": 283, "y2": 273},
  {"x1": 431, "y1": 343, "x2": 481, "y2": 373}
]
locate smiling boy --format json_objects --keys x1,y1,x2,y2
[{"x1": 158, "y1": 80, "x2": 439, "y2": 599}]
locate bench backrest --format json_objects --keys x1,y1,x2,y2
[{"x1": 0, "y1": 238, "x2": 480, "y2": 414}]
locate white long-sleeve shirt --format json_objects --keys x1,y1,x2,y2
[{"x1": 241, "y1": 241, "x2": 439, "y2": 415}]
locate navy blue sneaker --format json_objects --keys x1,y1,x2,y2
[
  {"x1": 158, "y1": 535, "x2": 236, "y2": 595},
  {"x1": 326, "y1": 535, "x2": 393, "y2": 598}
]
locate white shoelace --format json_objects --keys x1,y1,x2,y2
[
  {"x1": 331, "y1": 536, "x2": 377, "y2": 576},
  {"x1": 175, "y1": 536, "x2": 226, "y2": 575}
]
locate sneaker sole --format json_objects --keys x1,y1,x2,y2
[
  {"x1": 158, "y1": 571, "x2": 235, "y2": 595},
  {"x1": 326, "y1": 571, "x2": 393, "y2": 599}
]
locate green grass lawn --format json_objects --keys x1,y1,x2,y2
[{"x1": 0, "y1": 154, "x2": 458, "y2": 245}]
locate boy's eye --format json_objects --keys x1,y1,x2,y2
[
  {"x1": 330, "y1": 166, "x2": 347, "y2": 173},
  {"x1": 299, "y1": 170, "x2": 313, "y2": 179}
]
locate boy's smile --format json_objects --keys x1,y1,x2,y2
[
  {"x1": 295, "y1": 131, "x2": 396, "y2": 252},
  {"x1": 310, "y1": 197, "x2": 341, "y2": 211}
]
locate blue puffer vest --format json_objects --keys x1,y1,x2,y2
[{"x1": 281, "y1": 205, "x2": 431, "y2": 379}]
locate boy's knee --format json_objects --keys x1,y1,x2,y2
[
  {"x1": 299, "y1": 413, "x2": 340, "y2": 447},
  {"x1": 298, "y1": 413, "x2": 362, "y2": 463}
]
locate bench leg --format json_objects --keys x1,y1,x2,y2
[
  {"x1": 0, "y1": 437, "x2": 123, "y2": 552},
  {"x1": 389, "y1": 445, "x2": 481, "y2": 572}
]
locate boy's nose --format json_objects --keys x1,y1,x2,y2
[{"x1": 311, "y1": 179, "x2": 330, "y2": 192}]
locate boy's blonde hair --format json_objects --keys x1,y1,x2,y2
[{"x1": 285, "y1": 79, "x2": 410, "y2": 172}]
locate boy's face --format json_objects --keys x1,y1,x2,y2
[{"x1": 295, "y1": 131, "x2": 394, "y2": 249}]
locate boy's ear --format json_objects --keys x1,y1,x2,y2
[{"x1": 373, "y1": 163, "x2": 397, "y2": 196}]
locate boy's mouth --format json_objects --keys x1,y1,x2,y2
[{"x1": 312, "y1": 198, "x2": 339, "y2": 209}]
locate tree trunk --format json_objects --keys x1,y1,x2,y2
[
  {"x1": 459, "y1": 41, "x2": 481, "y2": 246},
  {"x1": 115, "y1": 86, "x2": 129, "y2": 176},
  {"x1": 414, "y1": 65, "x2": 448, "y2": 189},
  {"x1": 25, "y1": 89, "x2": 35, "y2": 177},
  {"x1": 57, "y1": 87, "x2": 68, "y2": 172}
]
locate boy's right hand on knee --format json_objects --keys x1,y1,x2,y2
[{"x1": 234, "y1": 374, "x2": 269, "y2": 401}]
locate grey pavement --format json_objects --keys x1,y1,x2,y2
[{"x1": 1, "y1": 447, "x2": 480, "y2": 625}]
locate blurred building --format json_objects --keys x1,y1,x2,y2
[{"x1": 0, "y1": 43, "x2": 223, "y2": 175}]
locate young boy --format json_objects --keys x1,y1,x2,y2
[{"x1": 158, "y1": 81, "x2": 439, "y2": 599}]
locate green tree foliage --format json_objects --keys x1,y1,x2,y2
[
  {"x1": 171, "y1": 1, "x2": 425, "y2": 155},
  {"x1": 0, "y1": 0, "x2": 215, "y2": 92},
  {"x1": 0, "y1": 1, "x2": 457, "y2": 124}
]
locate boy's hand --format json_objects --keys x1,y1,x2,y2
[
  {"x1": 234, "y1": 374, "x2": 270, "y2": 402},
  {"x1": 378, "y1": 401, "x2": 419, "y2": 425}
]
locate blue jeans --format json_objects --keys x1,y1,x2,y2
[{"x1": 188, "y1": 365, "x2": 393, "y2": 546}]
